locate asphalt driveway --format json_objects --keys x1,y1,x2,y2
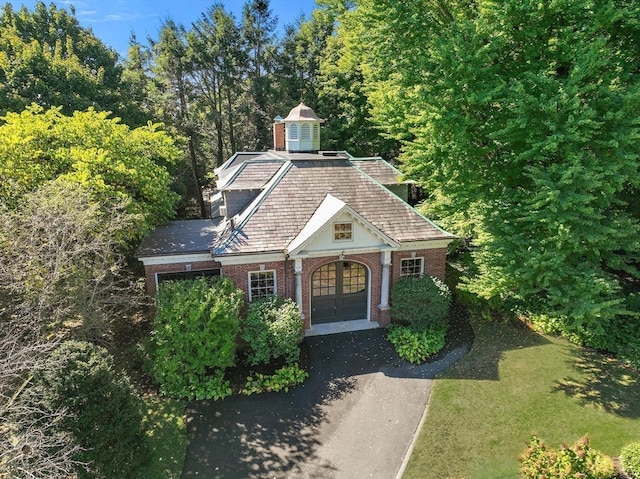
[{"x1": 182, "y1": 313, "x2": 473, "y2": 479}]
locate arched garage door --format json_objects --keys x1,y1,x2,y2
[{"x1": 311, "y1": 261, "x2": 368, "y2": 324}]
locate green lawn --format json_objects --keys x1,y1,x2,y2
[
  {"x1": 403, "y1": 315, "x2": 640, "y2": 479},
  {"x1": 137, "y1": 396, "x2": 186, "y2": 479}
]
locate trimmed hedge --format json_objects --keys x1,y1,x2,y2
[
  {"x1": 390, "y1": 275, "x2": 451, "y2": 331},
  {"x1": 150, "y1": 276, "x2": 243, "y2": 400},
  {"x1": 242, "y1": 296, "x2": 304, "y2": 366}
]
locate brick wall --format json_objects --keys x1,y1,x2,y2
[
  {"x1": 391, "y1": 248, "x2": 447, "y2": 285},
  {"x1": 222, "y1": 260, "x2": 296, "y2": 305},
  {"x1": 143, "y1": 260, "x2": 223, "y2": 296}
]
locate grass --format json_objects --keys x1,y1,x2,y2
[
  {"x1": 136, "y1": 396, "x2": 186, "y2": 479},
  {"x1": 402, "y1": 314, "x2": 640, "y2": 479}
]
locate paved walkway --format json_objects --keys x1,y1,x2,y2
[{"x1": 182, "y1": 313, "x2": 473, "y2": 479}]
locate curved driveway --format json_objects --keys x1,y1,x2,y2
[{"x1": 182, "y1": 314, "x2": 473, "y2": 479}]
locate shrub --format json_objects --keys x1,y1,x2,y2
[
  {"x1": 387, "y1": 322, "x2": 447, "y2": 364},
  {"x1": 31, "y1": 341, "x2": 148, "y2": 479},
  {"x1": 150, "y1": 276, "x2": 242, "y2": 400},
  {"x1": 242, "y1": 364, "x2": 309, "y2": 395},
  {"x1": 621, "y1": 442, "x2": 640, "y2": 478},
  {"x1": 242, "y1": 296, "x2": 304, "y2": 366},
  {"x1": 390, "y1": 275, "x2": 451, "y2": 331},
  {"x1": 520, "y1": 435, "x2": 616, "y2": 479}
]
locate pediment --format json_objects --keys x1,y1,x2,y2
[{"x1": 285, "y1": 194, "x2": 398, "y2": 257}]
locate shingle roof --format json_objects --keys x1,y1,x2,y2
[
  {"x1": 214, "y1": 159, "x2": 454, "y2": 255},
  {"x1": 350, "y1": 158, "x2": 404, "y2": 185},
  {"x1": 218, "y1": 159, "x2": 284, "y2": 191},
  {"x1": 136, "y1": 219, "x2": 224, "y2": 257}
]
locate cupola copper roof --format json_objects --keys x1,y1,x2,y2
[{"x1": 282, "y1": 102, "x2": 324, "y2": 122}]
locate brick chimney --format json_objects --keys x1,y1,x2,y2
[{"x1": 273, "y1": 115, "x2": 285, "y2": 151}]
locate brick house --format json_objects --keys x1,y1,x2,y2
[{"x1": 136, "y1": 103, "x2": 455, "y2": 335}]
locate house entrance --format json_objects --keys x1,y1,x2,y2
[{"x1": 311, "y1": 261, "x2": 368, "y2": 324}]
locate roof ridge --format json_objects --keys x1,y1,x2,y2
[{"x1": 348, "y1": 158, "x2": 455, "y2": 239}]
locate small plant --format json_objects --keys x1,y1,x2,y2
[
  {"x1": 242, "y1": 364, "x2": 309, "y2": 395},
  {"x1": 387, "y1": 322, "x2": 447, "y2": 364},
  {"x1": 242, "y1": 296, "x2": 304, "y2": 366},
  {"x1": 390, "y1": 275, "x2": 451, "y2": 331},
  {"x1": 520, "y1": 435, "x2": 615, "y2": 479},
  {"x1": 621, "y1": 442, "x2": 640, "y2": 478}
]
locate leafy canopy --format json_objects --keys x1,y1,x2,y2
[
  {"x1": 0, "y1": 105, "x2": 180, "y2": 240},
  {"x1": 340, "y1": 0, "x2": 640, "y2": 348}
]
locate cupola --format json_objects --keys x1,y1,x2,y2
[{"x1": 276, "y1": 102, "x2": 324, "y2": 153}]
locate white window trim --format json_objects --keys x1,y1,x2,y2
[
  {"x1": 333, "y1": 221, "x2": 353, "y2": 242},
  {"x1": 248, "y1": 269, "x2": 277, "y2": 301},
  {"x1": 400, "y1": 257, "x2": 424, "y2": 278}
]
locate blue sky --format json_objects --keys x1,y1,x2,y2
[{"x1": 15, "y1": 0, "x2": 318, "y2": 58}]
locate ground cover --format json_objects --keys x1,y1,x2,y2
[{"x1": 402, "y1": 315, "x2": 640, "y2": 478}]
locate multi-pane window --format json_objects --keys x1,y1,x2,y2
[
  {"x1": 249, "y1": 270, "x2": 276, "y2": 300},
  {"x1": 312, "y1": 262, "x2": 337, "y2": 297},
  {"x1": 400, "y1": 258, "x2": 424, "y2": 278},
  {"x1": 342, "y1": 262, "x2": 366, "y2": 294},
  {"x1": 334, "y1": 222, "x2": 353, "y2": 241}
]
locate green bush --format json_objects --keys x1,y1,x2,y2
[
  {"x1": 242, "y1": 364, "x2": 309, "y2": 395},
  {"x1": 390, "y1": 275, "x2": 451, "y2": 331},
  {"x1": 387, "y1": 322, "x2": 447, "y2": 364},
  {"x1": 242, "y1": 296, "x2": 304, "y2": 366},
  {"x1": 621, "y1": 442, "x2": 640, "y2": 478},
  {"x1": 520, "y1": 436, "x2": 616, "y2": 479},
  {"x1": 31, "y1": 341, "x2": 148, "y2": 479},
  {"x1": 150, "y1": 277, "x2": 242, "y2": 400}
]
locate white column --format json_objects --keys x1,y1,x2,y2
[
  {"x1": 294, "y1": 258, "x2": 304, "y2": 317},
  {"x1": 379, "y1": 250, "x2": 392, "y2": 310}
]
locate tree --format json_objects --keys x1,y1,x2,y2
[
  {"x1": 0, "y1": 180, "x2": 147, "y2": 340},
  {"x1": 340, "y1": 0, "x2": 640, "y2": 349},
  {"x1": 0, "y1": 105, "x2": 180, "y2": 238},
  {"x1": 29, "y1": 341, "x2": 148, "y2": 479},
  {"x1": 240, "y1": 0, "x2": 278, "y2": 150},
  {"x1": 0, "y1": 2, "x2": 147, "y2": 126},
  {"x1": 0, "y1": 332, "x2": 81, "y2": 479}
]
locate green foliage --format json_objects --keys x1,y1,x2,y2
[
  {"x1": 242, "y1": 363, "x2": 309, "y2": 395},
  {"x1": 338, "y1": 0, "x2": 640, "y2": 353},
  {"x1": 519, "y1": 436, "x2": 616, "y2": 479},
  {"x1": 390, "y1": 275, "x2": 451, "y2": 330},
  {"x1": 621, "y1": 442, "x2": 640, "y2": 478},
  {"x1": 0, "y1": 2, "x2": 147, "y2": 126},
  {"x1": 0, "y1": 179, "x2": 144, "y2": 338},
  {"x1": 242, "y1": 296, "x2": 304, "y2": 366},
  {"x1": 0, "y1": 105, "x2": 180, "y2": 241},
  {"x1": 387, "y1": 323, "x2": 447, "y2": 364},
  {"x1": 150, "y1": 277, "x2": 242, "y2": 400},
  {"x1": 31, "y1": 341, "x2": 148, "y2": 479}
]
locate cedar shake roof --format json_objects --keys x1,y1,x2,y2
[
  {"x1": 213, "y1": 159, "x2": 454, "y2": 255},
  {"x1": 350, "y1": 158, "x2": 405, "y2": 185},
  {"x1": 218, "y1": 159, "x2": 284, "y2": 191}
]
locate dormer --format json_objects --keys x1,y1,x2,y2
[{"x1": 280, "y1": 102, "x2": 324, "y2": 153}]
